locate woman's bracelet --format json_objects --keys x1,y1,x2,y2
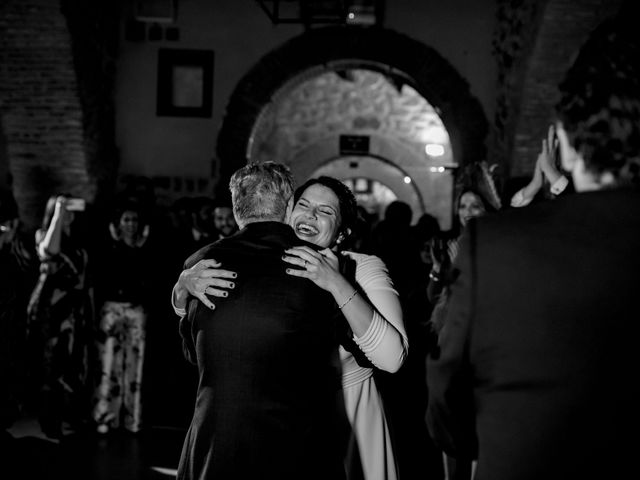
[{"x1": 338, "y1": 289, "x2": 358, "y2": 309}]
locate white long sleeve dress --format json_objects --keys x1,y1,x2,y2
[{"x1": 341, "y1": 251, "x2": 408, "y2": 480}]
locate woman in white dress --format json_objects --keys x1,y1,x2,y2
[{"x1": 172, "y1": 176, "x2": 408, "y2": 480}]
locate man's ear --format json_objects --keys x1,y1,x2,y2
[{"x1": 284, "y1": 196, "x2": 294, "y2": 223}]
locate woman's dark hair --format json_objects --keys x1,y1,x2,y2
[
  {"x1": 293, "y1": 176, "x2": 358, "y2": 240},
  {"x1": 455, "y1": 187, "x2": 491, "y2": 212},
  {"x1": 111, "y1": 197, "x2": 147, "y2": 228},
  {"x1": 450, "y1": 187, "x2": 494, "y2": 237}
]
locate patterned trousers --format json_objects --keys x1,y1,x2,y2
[{"x1": 93, "y1": 301, "x2": 146, "y2": 432}]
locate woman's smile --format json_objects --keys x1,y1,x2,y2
[{"x1": 290, "y1": 184, "x2": 342, "y2": 249}]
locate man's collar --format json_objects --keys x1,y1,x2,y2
[{"x1": 192, "y1": 228, "x2": 214, "y2": 242}]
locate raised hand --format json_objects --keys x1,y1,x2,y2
[
  {"x1": 538, "y1": 124, "x2": 564, "y2": 185},
  {"x1": 511, "y1": 124, "x2": 564, "y2": 208},
  {"x1": 510, "y1": 156, "x2": 543, "y2": 207}
]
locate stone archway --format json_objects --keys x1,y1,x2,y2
[
  {"x1": 216, "y1": 26, "x2": 488, "y2": 194},
  {"x1": 283, "y1": 132, "x2": 454, "y2": 225}
]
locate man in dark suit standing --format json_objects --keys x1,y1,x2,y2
[
  {"x1": 176, "y1": 162, "x2": 346, "y2": 480},
  {"x1": 426, "y1": 12, "x2": 640, "y2": 480}
]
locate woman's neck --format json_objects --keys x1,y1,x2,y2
[{"x1": 121, "y1": 234, "x2": 137, "y2": 247}]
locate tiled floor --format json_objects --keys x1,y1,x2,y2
[{"x1": 3, "y1": 417, "x2": 186, "y2": 480}]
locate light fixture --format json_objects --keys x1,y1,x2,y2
[
  {"x1": 429, "y1": 166, "x2": 446, "y2": 173},
  {"x1": 425, "y1": 144, "x2": 445, "y2": 157},
  {"x1": 254, "y1": 1, "x2": 382, "y2": 27},
  {"x1": 403, "y1": 176, "x2": 411, "y2": 184},
  {"x1": 345, "y1": 2, "x2": 378, "y2": 25}
]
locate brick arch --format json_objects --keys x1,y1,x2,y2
[{"x1": 215, "y1": 26, "x2": 487, "y2": 193}]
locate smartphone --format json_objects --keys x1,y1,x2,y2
[{"x1": 66, "y1": 198, "x2": 86, "y2": 212}]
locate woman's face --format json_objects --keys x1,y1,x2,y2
[
  {"x1": 289, "y1": 184, "x2": 342, "y2": 249},
  {"x1": 458, "y1": 192, "x2": 486, "y2": 228},
  {"x1": 119, "y1": 210, "x2": 140, "y2": 238},
  {"x1": 62, "y1": 211, "x2": 74, "y2": 232}
]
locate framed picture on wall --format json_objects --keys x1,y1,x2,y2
[
  {"x1": 156, "y1": 48, "x2": 214, "y2": 118},
  {"x1": 134, "y1": 0, "x2": 176, "y2": 23}
]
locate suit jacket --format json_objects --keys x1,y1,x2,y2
[
  {"x1": 177, "y1": 221, "x2": 346, "y2": 480},
  {"x1": 426, "y1": 189, "x2": 640, "y2": 480}
]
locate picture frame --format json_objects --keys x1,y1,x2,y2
[
  {"x1": 134, "y1": 0, "x2": 176, "y2": 24},
  {"x1": 156, "y1": 48, "x2": 214, "y2": 118}
]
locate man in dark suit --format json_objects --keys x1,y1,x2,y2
[
  {"x1": 426, "y1": 13, "x2": 640, "y2": 480},
  {"x1": 175, "y1": 162, "x2": 346, "y2": 480}
]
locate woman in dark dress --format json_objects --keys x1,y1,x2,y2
[{"x1": 27, "y1": 195, "x2": 93, "y2": 438}]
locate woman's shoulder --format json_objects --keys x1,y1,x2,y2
[
  {"x1": 342, "y1": 251, "x2": 388, "y2": 273},
  {"x1": 343, "y1": 250, "x2": 381, "y2": 261}
]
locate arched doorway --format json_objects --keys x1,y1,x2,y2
[
  {"x1": 216, "y1": 26, "x2": 487, "y2": 229},
  {"x1": 248, "y1": 67, "x2": 451, "y2": 224}
]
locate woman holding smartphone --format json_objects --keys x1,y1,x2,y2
[{"x1": 27, "y1": 194, "x2": 93, "y2": 439}]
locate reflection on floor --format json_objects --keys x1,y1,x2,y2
[{"x1": 3, "y1": 417, "x2": 186, "y2": 480}]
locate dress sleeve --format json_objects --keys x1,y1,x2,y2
[
  {"x1": 346, "y1": 252, "x2": 408, "y2": 372},
  {"x1": 171, "y1": 284, "x2": 187, "y2": 318}
]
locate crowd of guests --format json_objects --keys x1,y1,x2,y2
[
  {"x1": 1, "y1": 161, "x2": 484, "y2": 478},
  {"x1": 0, "y1": 187, "x2": 239, "y2": 440}
]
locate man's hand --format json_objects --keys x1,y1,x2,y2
[{"x1": 538, "y1": 124, "x2": 564, "y2": 186}]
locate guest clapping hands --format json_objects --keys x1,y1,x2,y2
[{"x1": 510, "y1": 124, "x2": 570, "y2": 207}]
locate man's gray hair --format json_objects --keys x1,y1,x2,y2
[{"x1": 229, "y1": 162, "x2": 294, "y2": 226}]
